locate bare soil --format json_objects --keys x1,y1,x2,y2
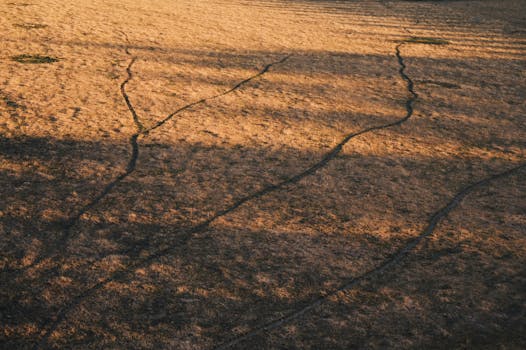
[{"x1": 1, "y1": 0, "x2": 525, "y2": 349}]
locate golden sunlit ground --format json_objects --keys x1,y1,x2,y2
[{"x1": 1, "y1": 0, "x2": 525, "y2": 349}]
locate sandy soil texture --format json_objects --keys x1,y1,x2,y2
[{"x1": 1, "y1": 0, "x2": 525, "y2": 349}]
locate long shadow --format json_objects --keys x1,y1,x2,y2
[
  {"x1": 2, "y1": 159, "x2": 524, "y2": 349},
  {"x1": 1, "y1": 40, "x2": 523, "y2": 348}
]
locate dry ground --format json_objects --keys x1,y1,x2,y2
[{"x1": 1, "y1": 0, "x2": 525, "y2": 349}]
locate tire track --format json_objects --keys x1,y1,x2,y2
[
  {"x1": 34, "y1": 43, "x2": 417, "y2": 349},
  {"x1": 213, "y1": 162, "x2": 526, "y2": 350}
]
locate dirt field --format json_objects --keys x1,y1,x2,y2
[{"x1": 1, "y1": 0, "x2": 525, "y2": 349}]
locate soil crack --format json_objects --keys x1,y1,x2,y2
[
  {"x1": 34, "y1": 43, "x2": 422, "y2": 349},
  {"x1": 13, "y1": 38, "x2": 290, "y2": 275},
  {"x1": 143, "y1": 54, "x2": 290, "y2": 135},
  {"x1": 56, "y1": 51, "x2": 290, "y2": 245},
  {"x1": 24, "y1": 38, "x2": 289, "y2": 349},
  {"x1": 213, "y1": 162, "x2": 526, "y2": 349}
]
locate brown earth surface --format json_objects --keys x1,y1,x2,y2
[{"x1": 1, "y1": 0, "x2": 525, "y2": 349}]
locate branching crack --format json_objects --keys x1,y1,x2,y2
[
  {"x1": 29, "y1": 38, "x2": 525, "y2": 350},
  {"x1": 213, "y1": 162, "x2": 526, "y2": 349},
  {"x1": 34, "y1": 42, "x2": 423, "y2": 349},
  {"x1": 30, "y1": 35, "x2": 290, "y2": 349},
  {"x1": 14, "y1": 36, "x2": 290, "y2": 275}
]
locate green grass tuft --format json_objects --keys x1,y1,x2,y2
[
  {"x1": 14, "y1": 23, "x2": 48, "y2": 29},
  {"x1": 11, "y1": 54, "x2": 59, "y2": 64},
  {"x1": 402, "y1": 37, "x2": 450, "y2": 45}
]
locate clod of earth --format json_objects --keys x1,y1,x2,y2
[
  {"x1": 401, "y1": 37, "x2": 449, "y2": 45},
  {"x1": 11, "y1": 54, "x2": 59, "y2": 64},
  {"x1": 419, "y1": 80, "x2": 461, "y2": 89}
]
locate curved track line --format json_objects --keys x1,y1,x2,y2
[
  {"x1": 34, "y1": 43, "x2": 416, "y2": 349},
  {"x1": 62, "y1": 54, "x2": 142, "y2": 233},
  {"x1": 146, "y1": 42, "x2": 416, "y2": 250},
  {"x1": 213, "y1": 163, "x2": 526, "y2": 349},
  {"x1": 30, "y1": 48, "x2": 290, "y2": 349},
  {"x1": 120, "y1": 31, "x2": 145, "y2": 133}
]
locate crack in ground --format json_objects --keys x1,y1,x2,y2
[
  {"x1": 11, "y1": 42, "x2": 144, "y2": 274},
  {"x1": 15, "y1": 5, "x2": 522, "y2": 348},
  {"x1": 143, "y1": 54, "x2": 290, "y2": 135},
  {"x1": 60, "y1": 48, "x2": 142, "y2": 235},
  {"x1": 27, "y1": 41, "x2": 290, "y2": 349},
  {"x1": 121, "y1": 57, "x2": 144, "y2": 132},
  {"x1": 159, "y1": 42, "x2": 418, "y2": 239},
  {"x1": 213, "y1": 162, "x2": 526, "y2": 349},
  {"x1": 33, "y1": 43, "x2": 422, "y2": 349},
  {"x1": 58, "y1": 53, "x2": 289, "y2": 242},
  {"x1": 120, "y1": 31, "x2": 145, "y2": 133},
  {"x1": 11, "y1": 41, "x2": 290, "y2": 275}
]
